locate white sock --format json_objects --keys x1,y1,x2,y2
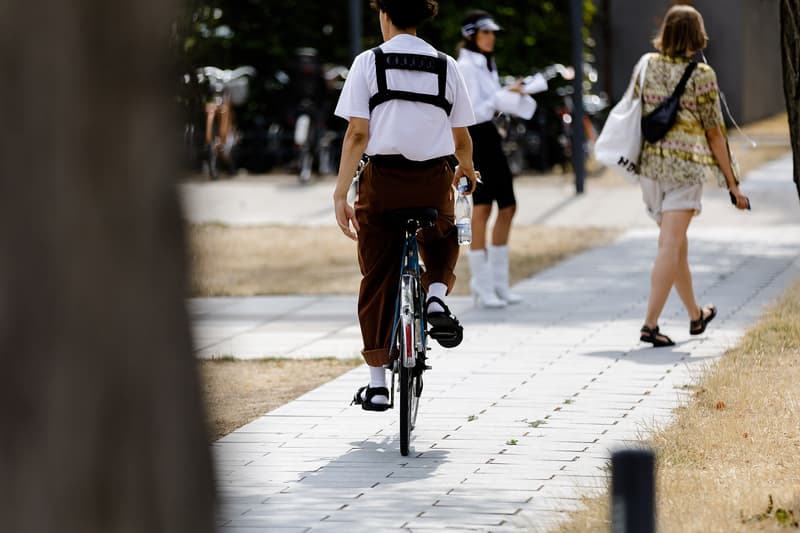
[
  {"x1": 427, "y1": 282, "x2": 447, "y2": 313},
  {"x1": 362, "y1": 365, "x2": 388, "y2": 405}
]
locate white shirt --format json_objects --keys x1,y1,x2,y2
[
  {"x1": 335, "y1": 34, "x2": 475, "y2": 161},
  {"x1": 457, "y1": 48, "x2": 536, "y2": 123}
]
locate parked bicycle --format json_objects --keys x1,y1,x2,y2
[
  {"x1": 197, "y1": 65, "x2": 256, "y2": 180},
  {"x1": 496, "y1": 63, "x2": 609, "y2": 174}
]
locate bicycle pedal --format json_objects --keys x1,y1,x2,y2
[{"x1": 429, "y1": 331, "x2": 458, "y2": 341}]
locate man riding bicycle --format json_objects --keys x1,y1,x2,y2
[{"x1": 333, "y1": 0, "x2": 478, "y2": 411}]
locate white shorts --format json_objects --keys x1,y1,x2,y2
[{"x1": 640, "y1": 177, "x2": 703, "y2": 224}]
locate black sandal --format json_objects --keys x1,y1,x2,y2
[
  {"x1": 426, "y1": 296, "x2": 463, "y2": 348},
  {"x1": 690, "y1": 304, "x2": 717, "y2": 335},
  {"x1": 351, "y1": 385, "x2": 390, "y2": 412},
  {"x1": 640, "y1": 324, "x2": 675, "y2": 347}
]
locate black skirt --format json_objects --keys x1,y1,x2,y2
[{"x1": 468, "y1": 121, "x2": 515, "y2": 208}]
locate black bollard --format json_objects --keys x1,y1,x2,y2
[{"x1": 611, "y1": 448, "x2": 655, "y2": 533}]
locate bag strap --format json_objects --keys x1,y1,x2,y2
[
  {"x1": 671, "y1": 61, "x2": 698, "y2": 99},
  {"x1": 637, "y1": 55, "x2": 651, "y2": 94},
  {"x1": 631, "y1": 53, "x2": 652, "y2": 99}
]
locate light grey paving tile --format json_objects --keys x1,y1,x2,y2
[
  {"x1": 204, "y1": 213, "x2": 800, "y2": 529},
  {"x1": 220, "y1": 524, "x2": 310, "y2": 533}
]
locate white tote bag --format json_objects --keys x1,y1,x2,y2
[{"x1": 594, "y1": 53, "x2": 652, "y2": 180}]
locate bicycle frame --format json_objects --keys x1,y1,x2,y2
[{"x1": 389, "y1": 229, "x2": 427, "y2": 371}]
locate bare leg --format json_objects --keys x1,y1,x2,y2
[
  {"x1": 491, "y1": 204, "x2": 516, "y2": 246},
  {"x1": 204, "y1": 102, "x2": 217, "y2": 146},
  {"x1": 471, "y1": 204, "x2": 492, "y2": 251},
  {"x1": 672, "y1": 235, "x2": 701, "y2": 320},
  {"x1": 644, "y1": 210, "x2": 694, "y2": 329}
]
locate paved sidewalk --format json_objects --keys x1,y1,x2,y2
[{"x1": 187, "y1": 155, "x2": 800, "y2": 531}]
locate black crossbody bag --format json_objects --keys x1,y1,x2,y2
[{"x1": 641, "y1": 61, "x2": 697, "y2": 143}]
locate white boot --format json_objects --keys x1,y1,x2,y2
[
  {"x1": 488, "y1": 244, "x2": 523, "y2": 304},
  {"x1": 467, "y1": 249, "x2": 507, "y2": 308}
]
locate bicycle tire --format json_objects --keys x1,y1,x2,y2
[
  {"x1": 298, "y1": 149, "x2": 313, "y2": 184},
  {"x1": 398, "y1": 272, "x2": 420, "y2": 456},
  {"x1": 206, "y1": 138, "x2": 219, "y2": 181},
  {"x1": 399, "y1": 363, "x2": 412, "y2": 456}
]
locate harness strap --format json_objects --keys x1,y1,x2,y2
[{"x1": 369, "y1": 47, "x2": 453, "y2": 115}]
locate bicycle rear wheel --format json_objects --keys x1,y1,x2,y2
[
  {"x1": 398, "y1": 272, "x2": 421, "y2": 456},
  {"x1": 399, "y1": 356, "x2": 421, "y2": 456}
]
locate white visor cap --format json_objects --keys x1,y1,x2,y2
[{"x1": 461, "y1": 17, "x2": 502, "y2": 37}]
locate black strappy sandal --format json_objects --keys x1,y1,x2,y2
[
  {"x1": 690, "y1": 304, "x2": 717, "y2": 335},
  {"x1": 425, "y1": 296, "x2": 463, "y2": 348},
  {"x1": 640, "y1": 324, "x2": 675, "y2": 347},
  {"x1": 351, "y1": 385, "x2": 390, "y2": 412}
]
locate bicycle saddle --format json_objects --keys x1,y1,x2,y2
[{"x1": 385, "y1": 207, "x2": 438, "y2": 231}]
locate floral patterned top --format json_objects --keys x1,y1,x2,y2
[{"x1": 633, "y1": 53, "x2": 731, "y2": 187}]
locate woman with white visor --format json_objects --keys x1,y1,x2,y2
[{"x1": 457, "y1": 10, "x2": 537, "y2": 308}]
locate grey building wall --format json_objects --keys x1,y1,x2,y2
[{"x1": 601, "y1": 0, "x2": 783, "y2": 124}]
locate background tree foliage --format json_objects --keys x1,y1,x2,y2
[{"x1": 174, "y1": 0, "x2": 596, "y2": 126}]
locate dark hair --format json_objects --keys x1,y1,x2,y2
[
  {"x1": 458, "y1": 10, "x2": 495, "y2": 71},
  {"x1": 370, "y1": 0, "x2": 438, "y2": 30},
  {"x1": 653, "y1": 5, "x2": 708, "y2": 57}
]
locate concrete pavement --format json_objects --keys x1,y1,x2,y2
[{"x1": 184, "y1": 154, "x2": 800, "y2": 531}]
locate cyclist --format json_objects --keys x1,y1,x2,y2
[{"x1": 333, "y1": 0, "x2": 478, "y2": 411}]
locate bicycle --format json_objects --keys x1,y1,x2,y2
[
  {"x1": 197, "y1": 66, "x2": 255, "y2": 180},
  {"x1": 385, "y1": 206, "x2": 438, "y2": 456},
  {"x1": 347, "y1": 159, "x2": 463, "y2": 456}
]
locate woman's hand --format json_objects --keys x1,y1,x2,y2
[
  {"x1": 334, "y1": 197, "x2": 359, "y2": 241},
  {"x1": 333, "y1": 118, "x2": 368, "y2": 241},
  {"x1": 729, "y1": 184, "x2": 750, "y2": 210},
  {"x1": 507, "y1": 80, "x2": 525, "y2": 94},
  {"x1": 453, "y1": 166, "x2": 480, "y2": 194}
]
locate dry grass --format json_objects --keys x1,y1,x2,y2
[
  {"x1": 554, "y1": 278, "x2": 800, "y2": 532},
  {"x1": 190, "y1": 202, "x2": 619, "y2": 442},
  {"x1": 188, "y1": 224, "x2": 619, "y2": 297},
  {"x1": 199, "y1": 357, "x2": 362, "y2": 441}
]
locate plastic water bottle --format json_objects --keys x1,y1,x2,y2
[{"x1": 455, "y1": 176, "x2": 472, "y2": 246}]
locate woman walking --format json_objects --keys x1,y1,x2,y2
[
  {"x1": 333, "y1": 0, "x2": 478, "y2": 410},
  {"x1": 635, "y1": 5, "x2": 749, "y2": 347},
  {"x1": 456, "y1": 10, "x2": 535, "y2": 307}
]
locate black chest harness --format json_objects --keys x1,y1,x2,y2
[{"x1": 368, "y1": 47, "x2": 453, "y2": 115}]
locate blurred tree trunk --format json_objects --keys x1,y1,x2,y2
[
  {"x1": 0, "y1": 1, "x2": 216, "y2": 532},
  {"x1": 781, "y1": 0, "x2": 800, "y2": 201}
]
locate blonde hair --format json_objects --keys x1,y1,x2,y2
[{"x1": 653, "y1": 5, "x2": 708, "y2": 57}]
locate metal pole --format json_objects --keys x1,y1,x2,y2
[
  {"x1": 570, "y1": 0, "x2": 586, "y2": 194},
  {"x1": 611, "y1": 449, "x2": 656, "y2": 533},
  {"x1": 349, "y1": 0, "x2": 363, "y2": 60}
]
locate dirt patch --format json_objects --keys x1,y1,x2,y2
[
  {"x1": 554, "y1": 278, "x2": 800, "y2": 532},
  {"x1": 200, "y1": 357, "x2": 362, "y2": 441},
  {"x1": 189, "y1": 224, "x2": 619, "y2": 297}
]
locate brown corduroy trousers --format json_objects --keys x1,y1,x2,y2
[{"x1": 355, "y1": 158, "x2": 459, "y2": 367}]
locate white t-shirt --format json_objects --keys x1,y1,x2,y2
[
  {"x1": 334, "y1": 34, "x2": 475, "y2": 161},
  {"x1": 457, "y1": 48, "x2": 536, "y2": 123}
]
